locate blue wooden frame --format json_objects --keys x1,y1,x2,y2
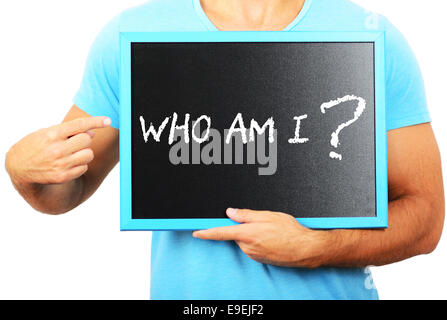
[{"x1": 120, "y1": 31, "x2": 387, "y2": 231}]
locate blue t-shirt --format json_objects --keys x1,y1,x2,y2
[{"x1": 74, "y1": 0, "x2": 431, "y2": 300}]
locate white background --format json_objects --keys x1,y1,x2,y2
[{"x1": 0, "y1": 0, "x2": 445, "y2": 300}]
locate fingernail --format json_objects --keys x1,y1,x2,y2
[
  {"x1": 86, "y1": 130, "x2": 96, "y2": 138},
  {"x1": 103, "y1": 118, "x2": 112, "y2": 126},
  {"x1": 192, "y1": 232, "x2": 199, "y2": 238},
  {"x1": 227, "y1": 208, "x2": 238, "y2": 216}
]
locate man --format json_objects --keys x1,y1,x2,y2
[{"x1": 5, "y1": 0, "x2": 444, "y2": 299}]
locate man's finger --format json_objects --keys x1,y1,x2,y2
[
  {"x1": 226, "y1": 208, "x2": 272, "y2": 223},
  {"x1": 63, "y1": 132, "x2": 92, "y2": 155},
  {"x1": 59, "y1": 116, "x2": 111, "y2": 137},
  {"x1": 193, "y1": 225, "x2": 246, "y2": 241},
  {"x1": 66, "y1": 148, "x2": 95, "y2": 167},
  {"x1": 64, "y1": 165, "x2": 89, "y2": 182}
]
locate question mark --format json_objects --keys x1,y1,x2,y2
[{"x1": 320, "y1": 95, "x2": 366, "y2": 160}]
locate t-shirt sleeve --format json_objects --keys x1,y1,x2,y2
[
  {"x1": 73, "y1": 15, "x2": 121, "y2": 129},
  {"x1": 384, "y1": 18, "x2": 431, "y2": 131}
]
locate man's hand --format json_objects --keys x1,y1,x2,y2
[
  {"x1": 194, "y1": 124, "x2": 444, "y2": 269},
  {"x1": 5, "y1": 106, "x2": 119, "y2": 215},
  {"x1": 193, "y1": 208, "x2": 328, "y2": 268},
  {"x1": 6, "y1": 116, "x2": 111, "y2": 186}
]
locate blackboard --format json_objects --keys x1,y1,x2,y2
[{"x1": 119, "y1": 32, "x2": 387, "y2": 230}]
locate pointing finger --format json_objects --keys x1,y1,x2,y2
[{"x1": 59, "y1": 116, "x2": 111, "y2": 137}]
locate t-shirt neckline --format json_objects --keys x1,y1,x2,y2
[{"x1": 193, "y1": 0, "x2": 314, "y2": 31}]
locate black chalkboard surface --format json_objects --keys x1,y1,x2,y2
[{"x1": 119, "y1": 32, "x2": 387, "y2": 230}]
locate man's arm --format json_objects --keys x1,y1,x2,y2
[
  {"x1": 325, "y1": 123, "x2": 444, "y2": 267},
  {"x1": 5, "y1": 106, "x2": 119, "y2": 214},
  {"x1": 193, "y1": 123, "x2": 445, "y2": 268}
]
